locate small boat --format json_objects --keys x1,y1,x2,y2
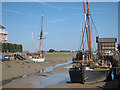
[
  {"x1": 30, "y1": 57, "x2": 45, "y2": 62},
  {"x1": 69, "y1": 0, "x2": 112, "y2": 84},
  {"x1": 28, "y1": 12, "x2": 45, "y2": 62}
]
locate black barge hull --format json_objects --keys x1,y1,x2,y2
[{"x1": 69, "y1": 68, "x2": 109, "y2": 83}]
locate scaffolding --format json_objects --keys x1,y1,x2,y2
[{"x1": 0, "y1": 25, "x2": 7, "y2": 43}]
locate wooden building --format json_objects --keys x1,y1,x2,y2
[{"x1": 96, "y1": 37, "x2": 117, "y2": 58}]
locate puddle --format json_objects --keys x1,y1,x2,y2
[
  {"x1": 43, "y1": 60, "x2": 72, "y2": 72},
  {"x1": 63, "y1": 65, "x2": 73, "y2": 69},
  {"x1": 44, "y1": 61, "x2": 51, "y2": 64},
  {"x1": 32, "y1": 72, "x2": 70, "y2": 87},
  {"x1": 21, "y1": 60, "x2": 72, "y2": 79},
  {"x1": 21, "y1": 60, "x2": 72, "y2": 87},
  {"x1": 2, "y1": 60, "x2": 72, "y2": 86},
  {"x1": 22, "y1": 74, "x2": 28, "y2": 78}
]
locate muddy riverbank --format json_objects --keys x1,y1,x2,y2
[
  {"x1": 2, "y1": 52, "x2": 75, "y2": 81},
  {"x1": 2, "y1": 52, "x2": 119, "y2": 88},
  {"x1": 2, "y1": 52, "x2": 75, "y2": 87}
]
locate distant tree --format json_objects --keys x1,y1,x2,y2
[
  {"x1": 20, "y1": 44, "x2": 22, "y2": 52},
  {"x1": 2, "y1": 43, "x2": 23, "y2": 53},
  {"x1": 48, "y1": 49, "x2": 55, "y2": 52},
  {"x1": 2, "y1": 43, "x2": 6, "y2": 52},
  {"x1": 59, "y1": 50, "x2": 71, "y2": 52},
  {"x1": 54, "y1": 50, "x2": 59, "y2": 52},
  {"x1": 118, "y1": 44, "x2": 120, "y2": 51},
  {"x1": 9, "y1": 43, "x2": 14, "y2": 52}
]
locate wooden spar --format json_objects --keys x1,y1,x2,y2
[
  {"x1": 87, "y1": 0, "x2": 92, "y2": 59},
  {"x1": 39, "y1": 12, "x2": 43, "y2": 57},
  {"x1": 83, "y1": 0, "x2": 90, "y2": 53},
  {"x1": 81, "y1": 21, "x2": 84, "y2": 52},
  {"x1": 31, "y1": 32, "x2": 33, "y2": 53}
]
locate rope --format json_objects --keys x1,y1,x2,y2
[
  {"x1": 91, "y1": 26, "x2": 96, "y2": 51},
  {"x1": 90, "y1": 13, "x2": 99, "y2": 37}
]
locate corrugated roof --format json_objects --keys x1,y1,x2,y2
[{"x1": 98, "y1": 38, "x2": 117, "y2": 43}]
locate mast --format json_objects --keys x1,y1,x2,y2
[
  {"x1": 39, "y1": 12, "x2": 43, "y2": 57},
  {"x1": 81, "y1": 21, "x2": 84, "y2": 52},
  {"x1": 87, "y1": 0, "x2": 92, "y2": 59},
  {"x1": 83, "y1": 0, "x2": 89, "y2": 53},
  {"x1": 31, "y1": 32, "x2": 33, "y2": 53}
]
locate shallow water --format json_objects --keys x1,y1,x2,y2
[
  {"x1": 22, "y1": 60, "x2": 72, "y2": 87},
  {"x1": 43, "y1": 60, "x2": 72, "y2": 73},
  {"x1": 32, "y1": 72, "x2": 70, "y2": 87},
  {"x1": 4, "y1": 60, "x2": 72, "y2": 87},
  {"x1": 21, "y1": 60, "x2": 72, "y2": 78}
]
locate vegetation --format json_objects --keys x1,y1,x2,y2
[
  {"x1": 118, "y1": 44, "x2": 120, "y2": 51},
  {"x1": 24, "y1": 59, "x2": 35, "y2": 63},
  {"x1": 59, "y1": 50, "x2": 71, "y2": 52},
  {"x1": 7, "y1": 65, "x2": 12, "y2": 68},
  {"x1": 2, "y1": 43, "x2": 22, "y2": 53},
  {"x1": 48, "y1": 49, "x2": 55, "y2": 52},
  {"x1": 0, "y1": 76, "x2": 22, "y2": 86},
  {"x1": 48, "y1": 49, "x2": 73, "y2": 53}
]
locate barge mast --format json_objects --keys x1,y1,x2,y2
[{"x1": 87, "y1": 0, "x2": 92, "y2": 59}]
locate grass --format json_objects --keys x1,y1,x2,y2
[
  {"x1": 7, "y1": 65, "x2": 12, "y2": 68},
  {"x1": 0, "y1": 76, "x2": 22, "y2": 86},
  {"x1": 44, "y1": 52, "x2": 75, "y2": 55},
  {"x1": 27, "y1": 66, "x2": 31, "y2": 68},
  {"x1": 24, "y1": 60, "x2": 35, "y2": 63}
]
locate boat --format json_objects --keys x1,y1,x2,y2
[
  {"x1": 69, "y1": 0, "x2": 112, "y2": 84},
  {"x1": 69, "y1": 64, "x2": 110, "y2": 84},
  {"x1": 28, "y1": 12, "x2": 45, "y2": 62}
]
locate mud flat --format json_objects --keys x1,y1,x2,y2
[
  {"x1": 2, "y1": 52, "x2": 75, "y2": 87},
  {"x1": 2, "y1": 52, "x2": 119, "y2": 88}
]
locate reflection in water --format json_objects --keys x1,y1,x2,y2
[
  {"x1": 21, "y1": 60, "x2": 72, "y2": 79},
  {"x1": 32, "y1": 72, "x2": 70, "y2": 88},
  {"x1": 63, "y1": 65, "x2": 73, "y2": 69},
  {"x1": 20, "y1": 60, "x2": 72, "y2": 88}
]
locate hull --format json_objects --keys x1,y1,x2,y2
[
  {"x1": 69, "y1": 67, "x2": 85, "y2": 84},
  {"x1": 30, "y1": 58, "x2": 45, "y2": 62},
  {"x1": 85, "y1": 68, "x2": 109, "y2": 83},
  {"x1": 69, "y1": 67, "x2": 109, "y2": 84}
]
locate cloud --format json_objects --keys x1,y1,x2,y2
[
  {"x1": 4, "y1": 8, "x2": 40, "y2": 17},
  {"x1": 11, "y1": 23, "x2": 40, "y2": 29},
  {"x1": 48, "y1": 18, "x2": 68, "y2": 23},
  {"x1": 90, "y1": 11, "x2": 104, "y2": 14},
  {"x1": 40, "y1": 2, "x2": 62, "y2": 10}
]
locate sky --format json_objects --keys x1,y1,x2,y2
[{"x1": 2, "y1": 2, "x2": 118, "y2": 52}]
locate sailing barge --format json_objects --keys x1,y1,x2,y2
[
  {"x1": 28, "y1": 12, "x2": 45, "y2": 62},
  {"x1": 69, "y1": 0, "x2": 112, "y2": 84}
]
